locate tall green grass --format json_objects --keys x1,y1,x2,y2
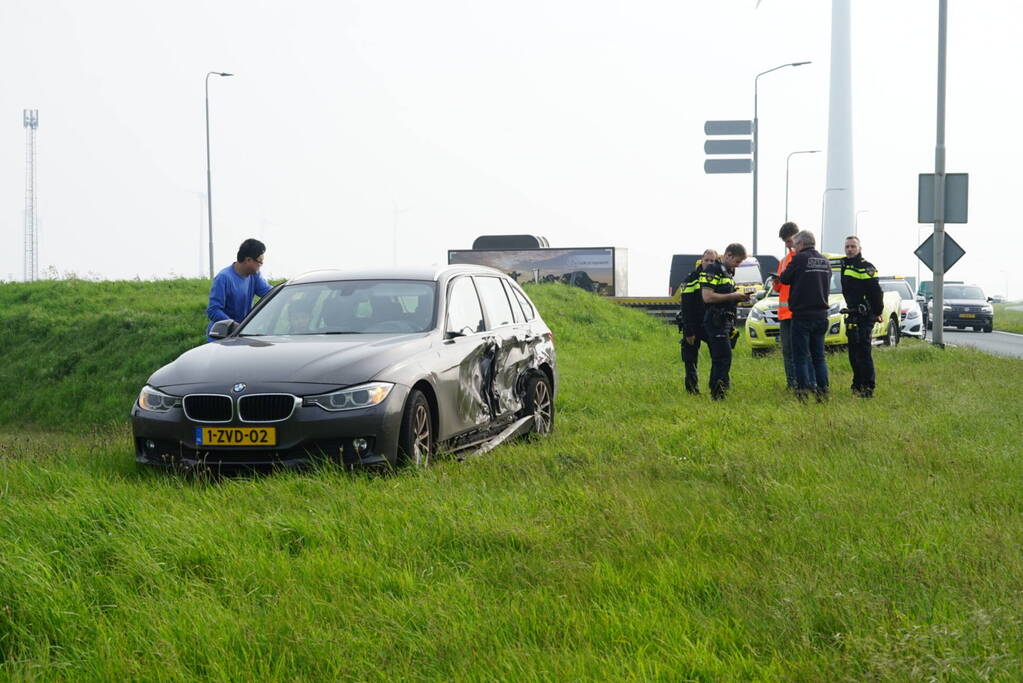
[
  {"x1": 993, "y1": 303, "x2": 1023, "y2": 334},
  {"x1": 1, "y1": 280, "x2": 1022, "y2": 679}
]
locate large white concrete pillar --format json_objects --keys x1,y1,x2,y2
[{"x1": 822, "y1": 0, "x2": 854, "y2": 254}]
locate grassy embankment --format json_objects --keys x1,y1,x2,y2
[
  {"x1": 993, "y1": 303, "x2": 1023, "y2": 334},
  {"x1": 1, "y1": 279, "x2": 1022, "y2": 679}
]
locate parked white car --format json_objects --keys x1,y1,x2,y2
[{"x1": 879, "y1": 276, "x2": 924, "y2": 339}]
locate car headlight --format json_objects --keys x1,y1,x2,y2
[
  {"x1": 828, "y1": 302, "x2": 841, "y2": 315},
  {"x1": 138, "y1": 385, "x2": 180, "y2": 412},
  {"x1": 907, "y1": 309, "x2": 920, "y2": 319},
  {"x1": 981, "y1": 304, "x2": 993, "y2": 313},
  {"x1": 303, "y1": 382, "x2": 394, "y2": 412},
  {"x1": 943, "y1": 304, "x2": 952, "y2": 311},
  {"x1": 749, "y1": 308, "x2": 764, "y2": 321}
]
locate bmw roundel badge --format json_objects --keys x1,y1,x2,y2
[{"x1": 232, "y1": 383, "x2": 246, "y2": 393}]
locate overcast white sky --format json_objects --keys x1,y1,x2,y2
[{"x1": 0, "y1": 1, "x2": 1018, "y2": 298}]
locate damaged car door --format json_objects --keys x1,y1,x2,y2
[
  {"x1": 472, "y1": 275, "x2": 531, "y2": 419},
  {"x1": 434, "y1": 275, "x2": 498, "y2": 436}
]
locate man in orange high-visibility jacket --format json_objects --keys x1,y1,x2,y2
[{"x1": 774, "y1": 222, "x2": 799, "y2": 390}]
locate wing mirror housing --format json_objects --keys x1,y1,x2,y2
[{"x1": 209, "y1": 319, "x2": 239, "y2": 339}]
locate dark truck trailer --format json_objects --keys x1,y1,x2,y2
[
  {"x1": 448, "y1": 247, "x2": 628, "y2": 297},
  {"x1": 668, "y1": 253, "x2": 778, "y2": 296}
]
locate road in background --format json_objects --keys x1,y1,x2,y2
[{"x1": 940, "y1": 328, "x2": 1023, "y2": 359}]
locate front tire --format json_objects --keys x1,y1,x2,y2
[
  {"x1": 521, "y1": 374, "x2": 554, "y2": 436},
  {"x1": 882, "y1": 316, "x2": 899, "y2": 346},
  {"x1": 397, "y1": 389, "x2": 433, "y2": 467}
]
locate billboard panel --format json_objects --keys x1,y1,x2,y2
[{"x1": 448, "y1": 247, "x2": 626, "y2": 296}]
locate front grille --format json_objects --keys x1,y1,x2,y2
[
  {"x1": 239, "y1": 394, "x2": 296, "y2": 422},
  {"x1": 183, "y1": 395, "x2": 232, "y2": 422}
]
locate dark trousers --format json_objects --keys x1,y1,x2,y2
[
  {"x1": 791, "y1": 316, "x2": 829, "y2": 393},
  {"x1": 680, "y1": 326, "x2": 705, "y2": 393},
  {"x1": 846, "y1": 317, "x2": 876, "y2": 391},
  {"x1": 703, "y1": 311, "x2": 734, "y2": 398},
  {"x1": 779, "y1": 318, "x2": 796, "y2": 388}
]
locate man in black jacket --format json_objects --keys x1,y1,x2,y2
[
  {"x1": 677, "y1": 249, "x2": 717, "y2": 394},
  {"x1": 779, "y1": 230, "x2": 832, "y2": 401},
  {"x1": 840, "y1": 236, "x2": 884, "y2": 397}
]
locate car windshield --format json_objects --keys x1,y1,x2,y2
[
  {"x1": 830, "y1": 270, "x2": 842, "y2": 294},
  {"x1": 239, "y1": 280, "x2": 437, "y2": 336},
  {"x1": 734, "y1": 262, "x2": 762, "y2": 285},
  {"x1": 944, "y1": 286, "x2": 985, "y2": 300},
  {"x1": 880, "y1": 280, "x2": 914, "y2": 299}
]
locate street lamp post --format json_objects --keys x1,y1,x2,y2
[
  {"x1": 854, "y1": 209, "x2": 870, "y2": 235},
  {"x1": 393, "y1": 204, "x2": 410, "y2": 267},
  {"x1": 820, "y1": 187, "x2": 847, "y2": 247},
  {"x1": 785, "y1": 149, "x2": 821, "y2": 222},
  {"x1": 754, "y1": 60, "x2": 811, "y2": 255},
  {"x1": 205, "y1": 71, "x2": 233, "y2": 279}
]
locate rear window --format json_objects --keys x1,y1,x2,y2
[
  {"x1": 509, "y1": 283, "x2": 536, "y2": 321},
  {"x1": 474, "y1": 276, "x2": 516, "y2": 329}
]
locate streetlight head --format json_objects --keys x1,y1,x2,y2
[
  {"x1": 219, "y1": 72, "x2": 234, "y2": 77},
  {"x1": 791, "y1": 61, "x2": 811, "y2": 67}
]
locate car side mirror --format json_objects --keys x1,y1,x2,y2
[
  {"x1": 209, "y1": 319, "x2": 238, "y2": 339},
  {"x1": 445, "y1": 325, "x2": 474, "y2": 339},
  {"x1": 987, "y1": 297, "x2": 993, "y2": 303}
]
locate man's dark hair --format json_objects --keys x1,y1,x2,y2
[
  {"x1": 724, "y1": 242, "x2": 747, "y2": 260},
  {"x1": 237, "y1": 238, "x2": 266, "y2": 263},
  {"x1": 779, "y1": 222, "x2": 799, "y2": 240}
]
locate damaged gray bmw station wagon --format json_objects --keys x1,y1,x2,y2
[{"x1": 131, "y1": 266, "x2": 556, "y2": 470}]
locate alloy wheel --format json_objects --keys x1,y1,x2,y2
[
  {"x1": 412, "y1": 403, "x2": 431, "y2": 467},
  {"x1": 533, "y1": 380, "x2": 552, "y2": 434}
]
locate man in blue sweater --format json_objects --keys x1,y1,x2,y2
[{"x1": 206, "y1": 238, "x2": 273, "y2": 340}]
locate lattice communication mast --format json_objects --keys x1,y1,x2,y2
[{"x1": 23, "y1": 109, "x2": 39, "y2": 282}]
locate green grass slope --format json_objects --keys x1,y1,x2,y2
[
  {"x1": 1, "y1": 281, "x2": 1022, "y2": 679},
  {"x1": 0, "y1": 279, "x2": 210, "y2": 429},
  {"x1": 993, "y1": 303, "x2": 1023, "y2": 334}
]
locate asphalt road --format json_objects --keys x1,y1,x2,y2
[{"x1": 934, "y1": 328, "x2": 1023, "y2": 359}]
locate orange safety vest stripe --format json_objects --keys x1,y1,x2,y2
[{"x1": 776, "y1": 250, "x2": 794, "y2": 321}]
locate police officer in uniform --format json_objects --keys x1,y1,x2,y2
[
  {"x1": 840, "y1": 235, "x2": 884, "y2": 397},
  {"x1": 700, "y1": 243, "x2": 753, "y2": 400},
  {"x1": 677, "y1": 249, "x2": 717, "y2": 394}
]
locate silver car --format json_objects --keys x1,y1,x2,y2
[{"x1": 131, "y1": 266, "x2": 556, "y2": 470}]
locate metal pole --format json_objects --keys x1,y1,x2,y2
[
  {"x1": 753, "y1": 62, "x2": 811, "y2": 255},
  {"x1": 753, "y1": 86, "x2": 759, "y2": 255},
  {"x1": 932, "y1": 0, "x2": 947, "y2": 347},
  {"x1": 205, "y1": 71, "x2": 233, "y2": 279},
  {"x1": 205, "y1": 73, "x2": 214, "y2": 279},
  {"x1": 785, "y1": 150, "x2": 820, "y2": 222},
  {"x1": 820, "y1": 187, "x2": 846, "y2": 248},
  {"x1": 854, "y1": 209, "x2": 869, "y2": 236}
]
